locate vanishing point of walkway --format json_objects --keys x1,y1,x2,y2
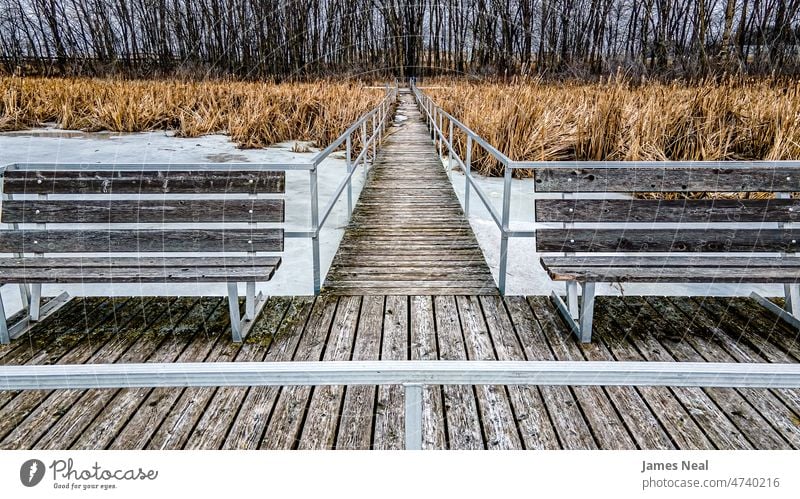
[{"x1": 323, "y1": 90, "x2": 497, "y2": 295}]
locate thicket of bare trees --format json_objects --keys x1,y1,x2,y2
[{"x1": 1, "y1": 0, "x2": 800, "y2": 79}]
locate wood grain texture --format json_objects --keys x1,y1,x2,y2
[
  {"x1": 0, "y1": 229, "x2": 283, "y2": 253},
  {"x1": 533, "y1": 167, "x2": 800, "y2": 192},
  {"x1": 2, "y1": 294, "x2": 799, "y2": 450},
  {"x1": 3, "y1": 170, "x2": 285, "y2": 194},
  {"x1": 2, "y1": 199, "x2": 284, "y2": 223},
  {"x1": 536, "y1": 228, "x2": 800, "y2": 253}
]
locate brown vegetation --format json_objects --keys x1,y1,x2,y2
[
  {"x1": 0, "y1": 77, "x2": 382, "y2": 148},
  {"x1": 428, "y1": 78, "x2": 800, "y2": 178}
]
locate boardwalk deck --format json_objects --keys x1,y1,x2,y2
[
  {"x1": 1, "y1": 295, "x2": 798, "y2": 450},
  {"x1": 323, "y1": 90, "x2": 497, "y2": 295}
]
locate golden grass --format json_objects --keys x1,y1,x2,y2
[
  {"x1": 0, "y1": 77, "x2": 382, "y2": 149},
  {"x1": 427, "y1": 78, "x2": 800, "y2": 178}
]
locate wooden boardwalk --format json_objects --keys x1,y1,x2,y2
[
  {"x1": 1, "y1": 294, "x2": 799, "y2": 450},
  {"x1": 323, "y1": 90, "x2": 497, "y2": 295}
]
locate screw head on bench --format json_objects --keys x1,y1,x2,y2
[
  {"x1": 35, "y1": 210, "x2": 40, "y2": 214},
  {"x1": 248, "y1": 209, "x2": 253, "y2": 214},
  {"x1": 37, "y1": 179, "x2": 42, "y2": 184}
]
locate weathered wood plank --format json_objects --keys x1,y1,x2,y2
[
  {"x1": 484, "y1": 297, "x2": 561, "y2": 449},
  {"x1": 510, "y1": 297, "x2": 597, "y2": 449},
  {"x1": 336, "y1": 296, "x2": 384, "y2": 449},
  {"x1": 537, "y1": 229, "x2": 800, "y2": 253},
  {"x1": 535, "y1": 198, "x2": 800, "y2": 223},
  {"x1": 434, "y1": 295, "x2": 483, "y2": 449},
  {"x1": 1, "y1": 298, "x2": 144, "y2": 449},
  {"x1": 3, "y1": 170, "x2": 286, "y2": 194},
  {"x1": 530, "y1": 296, "x2": 637, "y2": 449},
  {"x1": 666, "y1": 297, "x2": 800, "y2": 448},
  {"x1": 34, "y1": 298, "x2": 194, "y2": 449},
  {"x1": 223, "y1": 297, "x2": 316, "y2": 449},
  {"x1": 1, "y1": 199, "x2": 285, "y2": 223},
  {"x1": 260, "y1": 295, "x2": 338, "y2": 449},
  {"x1": 77, "y1": 298, "x2": 225, "y2": 449},
  {"x1": 592, "y1": 298, "x2": 712, "y2": 450},
  {"x1": 297, "y1": 296, "x2": 360, "y2": 449},
  {"x1": 373, "y1": 296, "x2": 408, "y2": 450},
  {"x1": 533, "y1": 166, "x2": 800, "y2": 192},
  {"x1": 642, "y1": 296, "x2": 791, "y2": 450},
  {"x1": 184, "y1": 297, "x2": 291, "y2": 450},
  {"x1": 410, "y1": 296, "x2": 446, "y2": 449},
  {"x1": 0, "y1": 264, "x2": 281, "y2": 283},
  {"x1": 458, "y1": 296, "x2": 523, "y2": 449},
  {"x1": 0, "y1": 229, "x2": 283, "y2": 253},
  {"x1": 613, "y1": 297, "x2": 753, "y2": 449}
]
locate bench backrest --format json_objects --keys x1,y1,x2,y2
[
  {"x1": 0, "y1": 169, "x2": 285, "y2": 254},
  {"x1": 532, "y1": 164, "x2": 799, "y2": 254}
]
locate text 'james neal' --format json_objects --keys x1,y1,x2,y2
[{"x1": 641, "y1": 460, "x2": 709, "y2": 473}]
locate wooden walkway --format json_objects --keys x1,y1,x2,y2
[
  {"x1": 1, "y1": 294, "x2": 799, "y2": 450},
  {"x1": 323, "y1": 90, "x2": 497, "y2": 295}
]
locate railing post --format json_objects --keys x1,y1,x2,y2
[
  {"x1": 404, "y1": 384, "x2": 423, "y2": 450},
  {"x1": 372, "y1": 114, "x2": 377, "y2": 160},
  {"x1": 361, "y1": 121, "x2": 368, "y2": 181},
  {"x1": 498, "y1": 162, "x2": 513, "y2": 295},
  {"x1": 310, "y1": 167, "x2": 321, "y2": 294},
  {"x1": 447, "y1": 120, "x2": 454, "y2": 176},
  {"x1": 346, "y1": 135, "x2": 353, "y2": 216},
  {"x1": 465, "y1": 135, "x2": 472, "y2": 216},
  {"x1": 437, "y1": 113, "x2": 443, "y2": 158}
]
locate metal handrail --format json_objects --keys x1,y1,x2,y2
[
  {"x1": 1, "y1": 84, "x2": 398, "y2": 296},
  {"x1": 2, "y1": 359, "x2": 799, "y2": 449},
  {"x1": 411, "y1": 82, "x2": 532, "y2": 294}
]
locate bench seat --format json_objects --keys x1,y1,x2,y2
[
  {"x1": 0, "y1": 257, "x2": 281, "y2": 283},
  {"x1": 541, "y1": 256, "x2": 800, "y2": 283}
]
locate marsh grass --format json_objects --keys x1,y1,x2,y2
[
  {"x1": 428, "y1": 77, "x2": 800, "y2": 178},
  {"x1": 0, "y1": 77, "x2": 382, "y2": 148}
]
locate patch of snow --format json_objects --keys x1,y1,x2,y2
[{"x1": 0, "y1": 129, "x2": 364, "y2": 314}]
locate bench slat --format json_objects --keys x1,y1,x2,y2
[
  {"x1": 0, "y1": 256, "x2": 281, "y2": 268},
  {"x1": 541, "y1": 256, "x2": 800, "y2": 268},
  {"x1": 3, "y1": 170, "x2": 285, "y2": 194},
  {"x1": 0, "y1": 265, "x2": 280, "y2": 283},
  {"x1": 0, "y1": 229, "x2": 283, "y2": 253},
  {"x1": 541, "y1": 263, "x2": 800, "y2": 284},
  {"x1": 536, "y1": 229, "x2": 800, "y2": 252},
  {"x1": 535, "y1": 199, "x2": 800, "y2": 223},
  {"x1": 533, "y1": 167, "x2": 800, "y2": 192},
  {"x1": 2, "y1": 200, "x2": 285, "y2": 223}
]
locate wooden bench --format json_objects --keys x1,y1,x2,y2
[
  {"x1": 0, "y1": 168, "x2": 285, "y2": 343},
  {"x1": 533, "y1": 163, "x2": 800, "y2": 342}
]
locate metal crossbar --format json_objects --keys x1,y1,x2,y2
[
  {"x1": 1, "y1": 85, "x2": 398, "y2": 298},
  {"x1": 2, "y1": 359, "x2": 799, "y2": 449}
]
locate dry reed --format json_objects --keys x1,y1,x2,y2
[
  {"x1": 427, "y1": 78, "x2": 800, "y2": 179},
  {"x1": 0, "y1": 77, "x2": 382, "y2": 149}
]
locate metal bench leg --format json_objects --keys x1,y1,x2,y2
[
  {"x1": 751, "y1": 290, "x2": 800, "y2": 330},
  {"x1": 785, "y1": 284, "x2": 800, "y2": 317},
  {"x1": 550, "y1": 281, "x2": 596, "y2": 343},
  {"x1": 227, "y1": 282, "x2": 243, "y2": 343},
  {"x1": 0, "y1": 294, "x2": 9, "y2": 345},
  {"x1": 29, "y1": 284, "x2": 42, "y2": 321},
  {"x1": 566, "y1": 281, "x2": 579, "y2": 319},
  {"x1": 579, "y1": 282, "x2": 596, "y2": 343},
  {"x1": 246, "y1": 282, "x2": 256, "y2": 320}
]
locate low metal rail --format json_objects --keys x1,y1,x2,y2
[
  {"x1": 1, "y1": 85, "x2": 397, "y2": 297},
  {"x1": 1, "y1": 359, "x2": 799, "y2": 449}
]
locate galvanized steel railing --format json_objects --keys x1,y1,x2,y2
[
  {"x1": 411, "y1": 81, "x2": 535, "y2": 295},
  {"x1": 2, "y1": 359, "x2": 800, "y2": 449}
]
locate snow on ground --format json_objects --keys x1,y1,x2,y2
[
  {"x1": 445, "y1": 165, "x2": 784, "y2": 298},
  {"x1": 0, "y1": 128, "x2": 364, "y2": 314}
]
